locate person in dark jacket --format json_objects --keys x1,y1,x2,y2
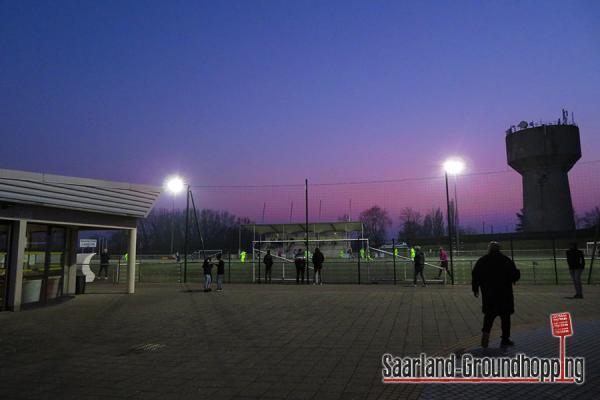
[
  {"x1": 263, "y1": 250, "x2": 274, "y2": 284},
  {"x1": 294, "y1": 249, "x2": 305, "y2": 284},
  {"x1": 216, "y1": 253, "x2": 225, "y2": 291},
  {"x1": 566, "y1": 243, "x2": 585, "y2": 299},
  {"x1": 472, "y1": 241, "x2": 520, "y2": 348},
  {"x1": 312, "y1": 248, "x2": 325, "y2": 285},
  {"x1": 413, "y1": 246, "x2": 426, "y2": 287},
  {"x1": 203, "y1": 257, "x2": 213, "y2": 292},
  {"x1": 98, "y1": 248, "x2": 110, "y2": 280}
]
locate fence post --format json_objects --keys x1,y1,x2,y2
[
  {"x1": 532, "y1": 261, "x2": 537, "y2": 284},
  {"x1": 357, "y1": 246, "x2": 361, "y2": 285},
  {"x1": 587, "y1": 222, "x2": 599, "y2": 284},
  {"x1": 552, "y1": 238, "x2": 558, "y2": 285},
  {"x1": 257, "y1": 240, "x2": 262, "y2": 284},
  {"x1": 138, "y1": 259, "x2": 141, "y2": 283},
  {"x1": 510, "y1": 236, "x2": 514, "y2": 261},
  {"x1": 392, "y1": 239, "x2": 397, "y2": 285},
  {"x1": 228, "y1": 252, "x2": 231, "y2": 283}
]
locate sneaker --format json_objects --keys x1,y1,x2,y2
[
  {"x1": 501, "y1": 338, "x2": 515, "y2": 347},
  {"x1": 481, "y1": 332, "x2": 490, "y2": 348}
]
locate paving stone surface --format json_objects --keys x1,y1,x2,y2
[{"x1": 0, "y1": 282, "x2": 598, "y2": 399}]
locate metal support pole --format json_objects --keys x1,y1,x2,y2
[
  {"x1": 305, "y1": 178, "x2": 310, "y2": 284},
  {"x1": 228, "y1": 252, "x2": 231, "y2": 283},
  {"x1": 587, "y1": 222, "x2": 599, "y2": 284},
  {"x1": 357, "y1": 240, "x2": 361, "y2": 284},
  {"x1": 445, "y1": 172, "x2": 455, "y2": 285},
  {"x1": 183, "y1": 185, "x2": 190, "y2": 283},
  {"x1": 392, "y1": 238, "x2": 397, "y2": 285},
  {"x1": 258, "y1": 238, "x2": 262, "y2": 284},
  {"x1": 510, "y1": 236, "x2": 514, "y2": 261},
  {"x1": 552, "y1": 238, "x2": 558, "y2": 285}
]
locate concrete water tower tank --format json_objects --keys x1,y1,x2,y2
[{"x1": 506, "y1": 120, "x2": 581, "y2": 232}]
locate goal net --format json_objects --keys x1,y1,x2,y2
[{"x1": 252, "y1": 238, "x2": 369, "y2": 283}]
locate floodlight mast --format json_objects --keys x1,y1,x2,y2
[
  {"x1": 443, "y1": 158, "x2": 465, "y2": 285},
  {"x1": 164, "y1": 175, "x2": 189, "y2": 282},
  {"x1": 165, "y1": 176, "x2": 185, "y2": 254}
]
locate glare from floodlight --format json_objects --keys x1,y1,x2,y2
[
  {"x1": 165, "y1": 176, "x2": 185, "y2": 194},
  {"x1": 443, "y1": 159, "x2": 465, "y2": 175}
]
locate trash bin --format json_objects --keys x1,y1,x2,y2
[{"x1": 75, "y1": 275, "x2": 86, "y2": 294}]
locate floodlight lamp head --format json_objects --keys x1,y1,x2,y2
[
  {"x1": 165, "y1": 176, "x2": 185, "y2": 194},
  {"x1": 443, "y1": 159, "x2": 465, "y2": 175}
]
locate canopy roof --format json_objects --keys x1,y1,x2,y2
[
  {"x1": 0, "y1": 168, "x2": 161, "y2": 218},
  {"x1": 243, "y1": 221, "x2": 363, "y2": 235}
]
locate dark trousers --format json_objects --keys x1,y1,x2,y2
[
  {"x1": 414, "y1": 266, "x2": 425, "y2": 285},
  {"x1": 265, "y1": 266, "x2": 272, "y2": 283},
  {"x1": 98, "y1": 264, "x2": 109, "y2": 278},
  {"x1": 296, "y1": 267, "x2": 304, "y2": 284},
  {"x1": 482, "y1": 313, "x2": 511, "y2": 339},
  {"x1": 569, "y1": 268, "x2": 583, "y2": 297},
  {"x1": 437, "y1": 261, "x2": 453, "y2": 279}
]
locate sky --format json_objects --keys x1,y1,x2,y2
[{"x1": 1, "y1": 0, "x2": 599, "y2": 225}]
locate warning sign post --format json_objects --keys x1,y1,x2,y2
[{"x1": 550, "y1": 312, "x2": 573, "y2": 381}]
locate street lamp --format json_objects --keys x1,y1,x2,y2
[
  {"x1": 164, "y1": 176, "x2": 190, "y2": 283},
  {"x1": 443, "y1": 158, "x2": 465, "y2": 285}
]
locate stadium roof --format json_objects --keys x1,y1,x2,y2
[
  {"x1": 243, "y1": 221, "x2": 363, "y2": 235},
  {"x1": 0, "y1": 168, "x2": 161, "y2": 218}
]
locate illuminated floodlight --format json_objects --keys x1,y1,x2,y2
[
  {"x1": 165, "y1": 176, "x2": 185, "y2": 194},
  {"x1": 443, "y1": 159, "x2": 465, "y2": 175}
]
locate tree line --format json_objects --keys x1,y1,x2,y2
[{"x1": 107, "y1": 204, "x2": 599, "y2": 254}]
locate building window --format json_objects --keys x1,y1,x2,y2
[{"x1": 22, "y1": 224, "x2": 66, "y2": 305}]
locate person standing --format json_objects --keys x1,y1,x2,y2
[
  {"x1": 216, "y1": 253, "x2": 225, "y2": 291},
  {"x1": 472, "y1": 241, "x2": 520, "y2": 348},
  {"x1": 566, "y1": 243, "x2": 585, "y2": 299},
  {"x1": 203, "y1": 257, "x2": 213, "y2": 292},
  {"x1": 294, "y1": 249, "x2": 305, "y2": 284},
  {"x1": 98, "y1": 248, "x2": 110, "y2": 280},
  {"x1": 312, "y1": 248, "x2": 325, "y2": 285},
  {"x1": 437, "y1": 247, "x2": 453, "y2": 280},
  {"x1": 263, "y1": 250, "x2": 273, "y2": 284},
  {"x1": 413, "y1": 246, "x2": 426, "y2": 287}
]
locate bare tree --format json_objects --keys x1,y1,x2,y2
[
  {"x1": 399, "y1": 207, "x2": 422, "y2": 243},
  {"x1": 359, "y1": 206, "x2": 392, "y2": 247}
]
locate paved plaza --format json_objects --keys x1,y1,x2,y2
[{"x1": 1, "y1": 282, "x2": 598, "y2": 399}]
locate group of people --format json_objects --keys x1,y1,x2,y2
[
  {"x1": 471, "y1": 241, "x2": 586, "y2": 348},
  {"x1": 411, "y1": 245, "x2": 453, "y2": 286},
  {"x1": 201, "y1": 253, "x2": 225, "y2": 292},
  {"x1": 409, "y1": 240, "x2": 586, "y2": 349},
  {"x1": 262, "y1": 248, "x2": 325, "y2": 285}
]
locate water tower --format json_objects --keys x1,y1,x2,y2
[{"x1": 505, "y1": 111, "x2": 581, "y2": 232}]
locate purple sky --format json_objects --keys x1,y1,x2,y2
[{"x1": 2, "y1": 1, "x2": 599, "y2": 226}]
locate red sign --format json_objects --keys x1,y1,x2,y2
[{"x1": 551, "y1": 312, "x2": 573, "y2": 337}]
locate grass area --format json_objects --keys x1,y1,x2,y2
[{"x1": 88, "y1": 254, "x2": 599, "y2": 285}]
